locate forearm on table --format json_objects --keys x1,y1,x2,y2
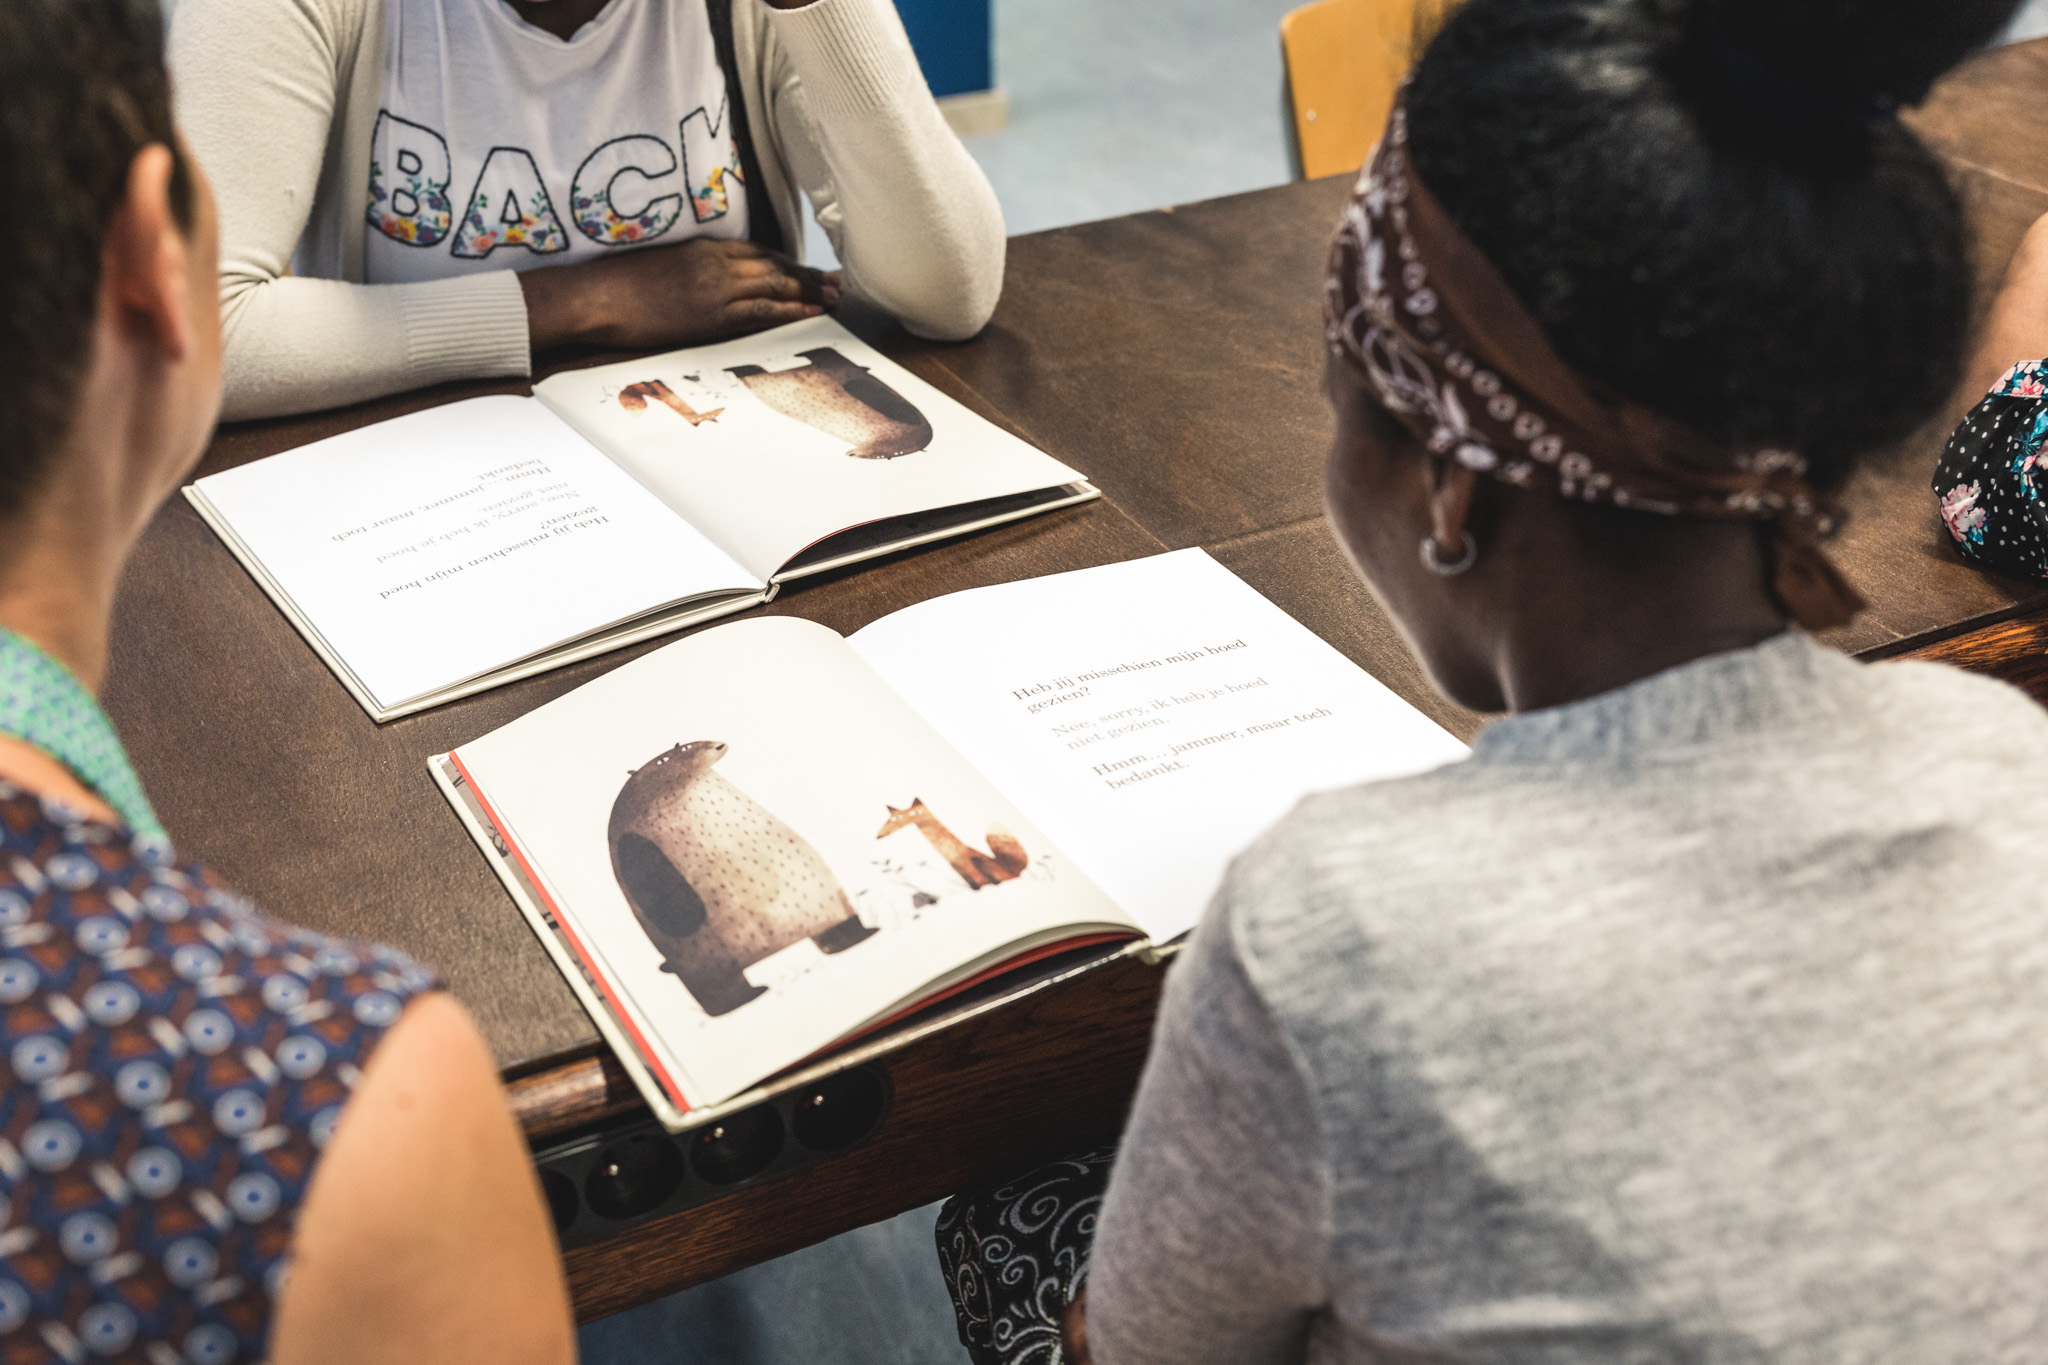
[
  {"x1": 826, "y1": 127, "x2": 1005, "y2": 340},
  {"x1": 1966, "y1": 211, "x2": 2048, "y2": 399},
  {"x1": 764, "y1": 0, "x2": 1006, "y2": 338},
  {"x1": 219, "y1": 271, "x2": 530, "y2": 421},
  {"x1": 174, "y1": 0, "x2": 530, "y2": 418}
]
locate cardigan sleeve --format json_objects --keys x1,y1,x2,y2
[
  {"x1": 760, "y1": 0, "x2": 1006, "y2": 340},
  {"x1": 170, "y1": 0, "x2": 531, "y2": 422}
]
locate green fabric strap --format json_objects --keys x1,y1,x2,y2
[{"x1": 0, "y1": 628, "x2": 164, "y2": 841}]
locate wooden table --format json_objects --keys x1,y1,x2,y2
[
  {"x1": 100, "y1": 39, "x2": 2048, "y2": 1322},
  {"x1": 1890, "y1": 37, "x2": 2048, "y2": 693}
]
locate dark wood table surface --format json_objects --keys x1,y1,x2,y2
[{"x1": 99, "y1": 39, "x2": 2048, "y2": 1321}]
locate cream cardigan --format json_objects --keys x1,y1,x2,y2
[{"x1": 170, "y1": 0, "x2": 1006, "y2": 420}]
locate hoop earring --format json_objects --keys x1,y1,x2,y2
[{"x1": 1419, "y1": 532, "x2": 1477, "y2": 576}]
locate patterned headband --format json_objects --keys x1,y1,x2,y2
[{"x1": 1323, "y1": 97, "x2": 1866, "y2": 632}]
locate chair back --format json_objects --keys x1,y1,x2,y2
[{"x1": 1280, "y1": 0, "x2": 1458, "y2": 180}]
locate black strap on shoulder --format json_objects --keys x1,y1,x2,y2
[{"x1": 706, "y1": 0, "x2": 790, "y2": 256}]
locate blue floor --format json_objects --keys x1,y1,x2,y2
[
  {"x1": 805, "y1": 0, "x2": 1301, "y2": 264},
  {"x1": 963, "y1": 0, "x2": 1302, "y2": 235},
  {"x1": 963, "y1": 0, "x2": 2048, "y2": 239},
  {"x1": 801, "y1": 0, "x2": 2048, "y2": 266},
  {"x1": 577, "y1": 1203, "x2": 963, "y2": 1365}
]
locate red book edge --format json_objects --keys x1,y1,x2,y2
[{"x1": 451, "y1": 752, "x2": 1140, "y2": 1119}]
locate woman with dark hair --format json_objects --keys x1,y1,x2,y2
[
  {"x1": 0, "y1": 3, "x2": 573, "y2": 1360},
  {"x1": 938, "y1": 1, "x2": 2048, "y2": 1362}
]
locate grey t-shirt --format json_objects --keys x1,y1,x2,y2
[{"x1": 1088, "y1": 633, "x2": 2048, "y2": 1364}]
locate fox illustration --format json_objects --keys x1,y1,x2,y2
[
  {"x1": 875, "y1": 799, "x2": 1028, "y2": 890},
  {"x1": 618, "y1": 379, "x2": 723, "y2": 426}
]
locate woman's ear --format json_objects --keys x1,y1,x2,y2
[
  {"x1": 1426, "y1": 459, "x2": 1481, "y2": 559},
  {"x1": 100, "y1": 144, "x2": 194, "y2": 365}
]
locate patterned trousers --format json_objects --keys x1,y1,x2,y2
[{"x1": 934, "y1": 1149, "x2": 1118, "y2": 1365}]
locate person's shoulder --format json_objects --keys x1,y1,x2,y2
[
  {"x1": 1858, "y1": 652, "x2": 2048, "y2": 759},
  {"x1": 1862, "y1": 648, "x2": 2045, "y2": 708},
  {"x1": 1227, "y1": 751, "x2": 1497, "y2": 896},
  {"x1": 0, "y1": 777, "x2": 438, "y2": 1049},
  {"x1": 740, "y1": 0, "x2": 921, "y2": 81},
  {"x1": 1209, "y1": 756, "x2": 1495, "y2": 992},
  {"x1": 1182, "y1": 764, "x2": 1515, "y2": 1119},
  {"x1": 169, "y1": 0, "x2": 378, "y2": 59},
  {"x1": 738, "y1": 0, "x2": 894, "y2": 36},
  {"x1": 0, "y1": 780, "x2": 443, "y2": 1359}
]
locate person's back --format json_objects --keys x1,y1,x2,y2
[
  {"x1": 1188, "y1": 634, "x2": 2048, "y2": 1359},
  {"x1": 932, "y1": 0, "x2": 2048, "y2": 1361},
  {"x1": 0, "y1": 4, "x2": 575, "y2": 1361},
  {"x1": 0, "y1": 776, "x2": 437, "y2": 1359}
]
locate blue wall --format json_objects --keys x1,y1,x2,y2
[{"x1": 893, "y1": 0, "x2": 993, "y2": 97}]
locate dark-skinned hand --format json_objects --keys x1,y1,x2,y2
[
  {"x1": 519, "y1": 237, "x2": 842, "y2": 354},
  {"x1": 1061, "y1": 1288, "x2": 1094, "y2": 1365}
]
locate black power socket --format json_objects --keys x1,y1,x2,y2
[{"x1": 534, "y1": 1062, "x2": 892, "y2": 1249}]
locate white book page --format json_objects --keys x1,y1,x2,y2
[
  {"x1": 452, "y1": 617, "x2": 1131, "y2": 1110},
  {"x1": 532, "y1": 316, "x2": 1085, "y2": 580},
  {"x1": 192, "y1": 396, "x2": 761, "y2": 711},
  {"x1": 850, "y1": 550, "x2": 1471, "y2": 941}
]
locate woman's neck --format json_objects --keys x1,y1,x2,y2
[
  {"x1": 0, "y1": 505, "x2": 135, "y2": 826},
  {"x1": 1496, "y1": 616, "x2": 1788, "y2": 715},
  {"x1": 0, "y1": 535, "x2": 118, "y2": 825},
  {"x1": 0, "y1": 515, "x2": 121, "y2": 692},
  {"x1": 0, "y1": 506, "x2": 125, "y2": 822},
  {"x1": 1486, "y1": 517, "x2": 1790, "y2": 715},
  {"x1": 505, "y1": 0, "x2": 616, "y2": 40}
]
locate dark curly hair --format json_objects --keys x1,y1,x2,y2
[
  {"x1": 1404, "y1": 0, "x2": 2019, "y2": 488},
  {"x1": 0, "y1": 0, "x2": 193, "y2": 525}
]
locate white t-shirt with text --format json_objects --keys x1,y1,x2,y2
[{"x1": 364, "y1": 0, "x2": 750, "y2": 283}]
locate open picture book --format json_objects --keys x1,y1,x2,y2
[
  {"x1": 431, "y1": 550, "x2": 1469, "y2": 1129},
  {"x1": 186, "y1": 316, "x2": 1095, "y2": 720}
]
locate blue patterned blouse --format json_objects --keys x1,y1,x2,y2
[{"x1": 0, "y1": 781, "x2": 435, "y2": 1364}]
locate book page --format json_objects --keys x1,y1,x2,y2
[
  {"x1": 451, "y1": 617, "x2": 1131, "y2": 1111},
  {"x1": 191, "y1": 396, "x2": 761, "y2": 712},
  {"x1": 851, "y1": 550, "x2": 1471, "y2": 941},
  {"x1": 531, "y1": 316, "x2": 1087, "y2": 580}
]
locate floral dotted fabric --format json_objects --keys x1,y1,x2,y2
[
  {"x1": 1933, "y1": 359, "x2": 2048, "y2": 579},
  {"x1": 0, "y1": 782, "x2": 436, "y2": 1364}
]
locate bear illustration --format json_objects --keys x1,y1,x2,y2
[
  {"x1": 607, "y1": 740, "x2": 877, "y2": 1016},
  {"x1": 727, "y1": 347, "x2": 934, "y2": 459}
]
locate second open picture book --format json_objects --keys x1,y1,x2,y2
[
  {"x1": 187, "y1": 316, "x2": 1095, "y2": 720},
  {"x1": 432, "y1": 550, "x2": 1470, "y2": 1130}
]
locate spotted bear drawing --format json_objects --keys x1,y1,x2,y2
[{"x1": 607, "y1": 741, "x2": 876, "y2": 1016}]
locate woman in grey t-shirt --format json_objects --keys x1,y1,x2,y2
[{"x1": 937, "y1": 0, "x2": 2048, "y2": 1361}]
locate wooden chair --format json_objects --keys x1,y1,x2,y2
[{"x1": 1281, "y1": 0, "x2": 1459, "y2": 180}]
